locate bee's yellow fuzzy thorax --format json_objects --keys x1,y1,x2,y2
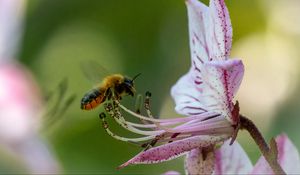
[{"x1": 102, "y1": 74, "x2": 124, "y2": 88}]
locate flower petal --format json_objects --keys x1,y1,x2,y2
[
  {"x1": 185, "y1": 147, "x2": 215, "y2": 175},
  {"x1": 185, "y1": 0, "x2": 209, "y2": 95},
  {"x1": 172, "y1": 0, "x2": 240, "y2": 122},
  {"x1": 214, "y1": 140, "x2": 253, "y2": 174},
  {"x1": 172, "y1": 59, "x2": 244, "y2": 123},
  {"x1": 185, "y1": 0, "x2": 232, "y2": 85},
  {"x1": 186, "y1": 0, "x2": 210, "y2": 76},
  {"x1": 252, "y1": 134, "x2": 300, "y2": 174},
  {"x1": 118, "y1": 134, "x2": 229, "y2": 169},
  {"x1": 201, "y1": 59, "x2": 244, "y2": 123},
  {"x1": 208, "y1": 0, "x2": 232, "y2": 59},
  {"x1": 171, "y1": 70, "x2": 208, "y2": 116}
]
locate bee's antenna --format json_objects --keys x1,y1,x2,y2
[{"x1": 132, "y1": 73, "x2": 141, "y2": 82}]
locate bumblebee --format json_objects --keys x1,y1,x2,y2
[{"x1": 81, "y1": 73, "x2": 140, "y2": 110}]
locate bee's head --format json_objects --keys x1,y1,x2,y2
[{"x1": 123, "y1": 73, "x2": 141, "y2": 96}]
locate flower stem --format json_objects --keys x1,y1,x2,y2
[{"x1": 239, "y1": 115, "x2": 286, "y2": 175}]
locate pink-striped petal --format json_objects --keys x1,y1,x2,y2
[
  {"x1": 252, "y1": 134, "x2": 300, "y2": 174},
  {"x1": 171, "y1": 70, "x2": 208, "y2": 116},
  {"x1": 185, "y1": 0, "x2": 209, "y2": 94},
  {"x1": 208, "y1": 0, "x2": 232, "y2": 59},
  {"x1": 186, "y1": 0, "x2": 210, "y2": 80},
  {"x1": 185, "y1": 147, "x2": 215, "y2": 175},
  {"x1": 185, "y1": 0, "x2": 232, "y2": 86},
  {"x1": 172, "y1": 1, "x2": 241, "y2": 123},
  {"x1": 201, "y1": 59, "x2": 244, "y2": 123},
  {"x1": 118, "y1": 135, "x2": 229, "y2": 169},
  {"x1": 172, "y1": 59, "x2": 244, "y2": 123},
  {"x1": 214, "y1": 140, "x2": 253, "y2": 174}
]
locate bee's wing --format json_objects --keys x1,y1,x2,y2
[
  {"x1": 43, "y1": 78, "x2": 76, "y2": 129},
  {"x1": 80, "y1": 60, "x2": 111, "y2": 85}
]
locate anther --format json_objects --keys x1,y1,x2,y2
[
  {"x1": 145, "y1": 91, "x2": 152, "y2": 97},
  {"x1": 135, "y1": 94, "x2": 143, "y2": 114},
  {"x1": 112, "y1": 100, "x2": 119, "y2": 108},
  {"x1": 144, "y1": 92, "x2": 151, "y2": 110},
  {"x1": 102, "y1": 121, "x2": 109, "y2": 129},
  {"x1": 105, "y1": 103, "x2": 113, "y2": 111},
  {"x1": 99, "y1": 112, "x2": 106, "y2": 119}
]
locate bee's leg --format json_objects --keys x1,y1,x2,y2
[
  {"x1": 109, "y1": 90, "x2": 121, "y2": 102},
  {"x1": 105, "y1": 88, "x2": 112, "y2": 100}
]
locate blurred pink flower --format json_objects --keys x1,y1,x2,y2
[
  {"x1": 0, "y1": 63, "x2": 42, "y2": 142},
  {"x1": 114, "y1": 0, "x2": 244, "y2": 170},
  {"x1": 0, "y1": 0, "x2": 60, "y2": 173},
  {"x1": 0, "y1": 63, "x2": 60, "y2": 174}
]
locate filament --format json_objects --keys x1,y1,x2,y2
[
  {"x1": 99, "y1": 113, "x2": 156, "y2": 142},
  {"x1": 104, "y1": 103, "x2": 164, "y2": 135},
  {"x1": 119, "y1": 101, "x2": 221, "y2": 124}
]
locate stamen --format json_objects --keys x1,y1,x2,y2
[
  {"x1": 135, "y1": 94, "x2": 143, "y2": 114},
  {"x1": 172, "y1": 121, "x2": 233, "y2": 133},
  {"x1": 118, "y1": 101, "x2": 220, "y2": 124},
  {"x1": 98, "y1": 112, "x2": 156, "y2": 143},
  {"x1": 104, "y1": 103, "x2": 164, "y2": 135},
  {"x1": 174, "y1": 114, "x2": 222, "y2": 129},
  {"x1": 116, "y1": 99, "x2": 168, "y2": 122},
  {"x1": 99, "y1": 92, "x2": 233, "y2": 153},
  {"x1": 135, "y1": 94, "x2": 152, "y2": 125},
  {"x1": 105, "y1": 93, "x2": 181, "y2": 129},
  {"x1": 144, "y1": 91, "x2": 154, "y2": 119},
  {"x1": 127, "y1": 114, "x2": 220, "y2": 128},
  {"x1": 156, "y1": 134, "x2": 193, "y2": 143},
  {"x1": 144, "y1": 91, "x2": 173, "y2": 132},
  {"x1": 126, "y1": 121, "x2": 180, "y2": 128}
]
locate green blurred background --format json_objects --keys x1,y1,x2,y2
[{"x1": 5, "y1": 0, "x2": 300, "y2": 174}]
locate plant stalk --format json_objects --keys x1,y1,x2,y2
[{"x1": 239, "y1": 115, "x2": 286, "y2": 175}]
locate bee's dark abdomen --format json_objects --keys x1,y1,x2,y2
[{"x1": 81, "y1": 89, "x2": 105, "y2": 110}]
